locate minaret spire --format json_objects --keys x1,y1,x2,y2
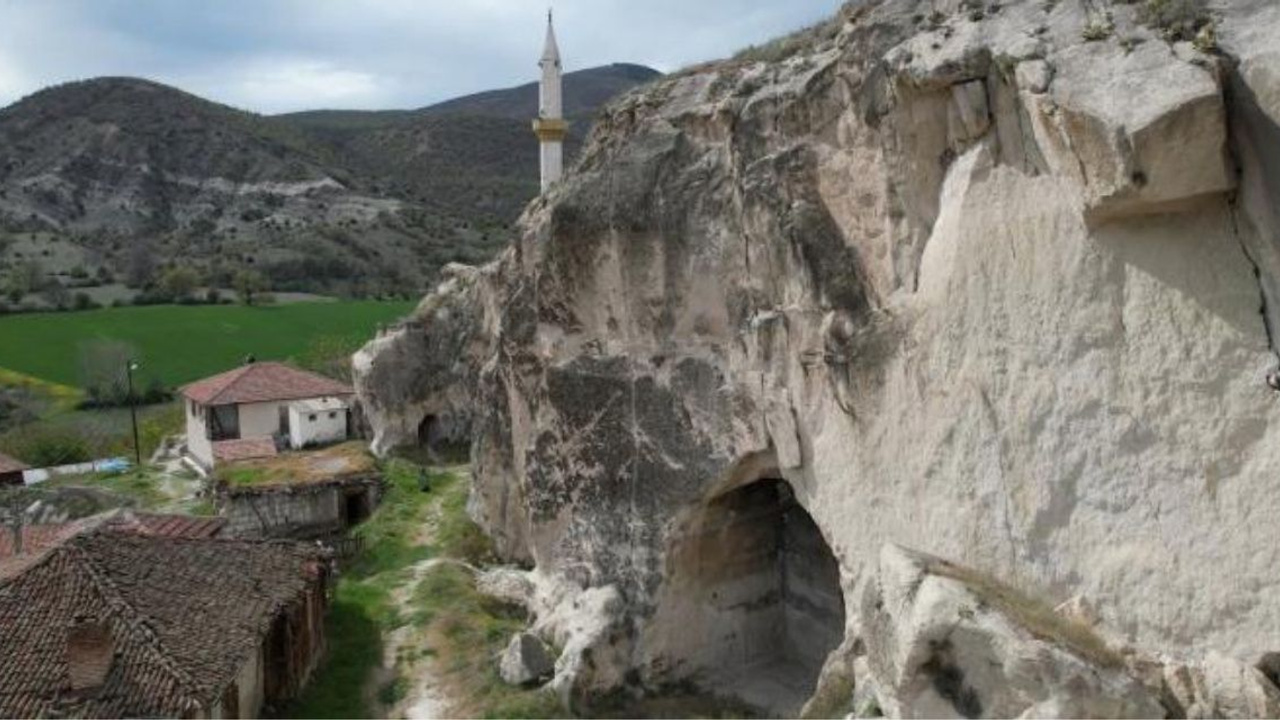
[{"x1": 533, "y1": 8, "x2": 566, "y2": 192}]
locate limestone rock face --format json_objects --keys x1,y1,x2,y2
[
  {"x1": 1162, "y1": 652, "x2": 1280, "y2": 720},
  {"x1": 861, "y1": 545, "x2": 1162, "y2": 719},
  {"x1": 355, "y1": 0, "x2": 1280, "y2": 713}
]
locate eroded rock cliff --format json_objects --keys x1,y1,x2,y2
[{"x1": 356, "y1": 0, "x2": 1280, "y2": 715}]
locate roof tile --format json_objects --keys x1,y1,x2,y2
[
  {"x1": 0, "y1": 519, "x2": 326, "y2": 717},
  {"x1": 181, "y1": 362, "x2": 352, "y2": 406}
]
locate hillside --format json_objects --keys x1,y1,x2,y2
[{"x1": 0, "y1": 65, "x2": 658, "y2": 303}]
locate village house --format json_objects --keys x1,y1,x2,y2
[
  {"x1": 0, "y1": 451, "x2": 28, "y2": 486},
  {"x1": 0, "y1": 510, "x2": 328, "y2": 718},
  {"x1": 216, "y1": 441, "x2": 383, "y2": 541},
  {"x1": 180, "y1": 361, "x2": 355, "y2": 469}
]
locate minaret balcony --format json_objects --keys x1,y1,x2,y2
[{"x1": 533, "y1": 117, "x2": 569, "y2": 141}]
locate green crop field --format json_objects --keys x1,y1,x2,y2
[{"x1": 0, "y1": 301, "x2": 414, "y2": 388}]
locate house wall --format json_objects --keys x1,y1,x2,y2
[
  {"x1": 238, "y1": 401, "x2": 283, "y2": 440},
  {"x1": 236, "y1": 646, "x2": 265, "y2": 718},
  {"x1": 185, "y1": 402, "x2": 214, "y2": 468},
  {"x1": 288, "y1": 405, "x2": 347, "y2": 449},
  {"x1": 221, "y1": 488, "x2": 344, "y2": 539}
]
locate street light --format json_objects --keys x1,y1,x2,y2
[{"x1": 126, "y1": 360, "x2": 141, "y2": 467}]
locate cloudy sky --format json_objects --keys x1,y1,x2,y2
[{"x1": 0, "y1": 0, "x2": 842, "y2": 114}]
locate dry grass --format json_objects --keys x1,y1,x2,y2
[
  {"x1": 924, "y1": 557, "x2": 1124, "y2": 670},
  {"x1": 217, "y1": 440, "x2": 376, "y2": 487}
]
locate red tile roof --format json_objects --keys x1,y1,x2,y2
[
  {"x1": 181, "y1": 361, "x2": 353, "y2": 406},
  {"x1": 0, "y1": 451, "x2": 28, "y2": 474},
  {"x1": 0, "y1": 530, "x2": 327, "y2": 718},
  {"x1": 213, "y1": 437, "x2": 279, "y2": 463},
  {"x1": 0, "y1": 511, "x2": 227, "y2": 560}
]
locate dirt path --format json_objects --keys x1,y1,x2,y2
[
  {"x1": 394, "y1": 557, "x2": 450, "y2": 720},
  {"x1": 368, "y1": 481, "x2": 472, "y2": 720}
]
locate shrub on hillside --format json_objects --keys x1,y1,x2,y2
[{"x1": 0, "y1": 425, "x2": 92, "y2": 467}]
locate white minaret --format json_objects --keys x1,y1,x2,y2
[{"x1": 533, "y1": 10, "x2": 566, "y2": 192}]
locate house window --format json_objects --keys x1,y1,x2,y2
[
  {"x1": 210, "y1": 405, "x2": 240, "y2": 441},
  {"x1": 328, "y1": 411, "x2": 337, "y2": 419},
  {"x1": 308, "y1": 414, "x2": 317, "y2": 422}
]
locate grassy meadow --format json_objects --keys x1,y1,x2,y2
[{"x1": 0, "y1": 300, "x2": 414, "y2": 388}]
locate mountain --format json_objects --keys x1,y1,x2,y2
[
  {"x1": 419, "y1": 63, "x2": 660, "y2": 120},
  {"x1": 0, "y1": 64, "x2": 659, "y2": 303}
]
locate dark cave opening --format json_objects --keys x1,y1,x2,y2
[{"x1": 672, "y1": 478, "x2": 846, "y2": 715}]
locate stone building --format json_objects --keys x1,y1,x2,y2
[
  {"x1": 0, "y1": 510, "x2": 328, "y2": 718},
  {"x1": 215, "y1": 441, "x2": 383, "y2": 541}
]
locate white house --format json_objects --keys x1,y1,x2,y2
[{"x1": 180, "y1": 361, "x2": 355, "y2": 469}]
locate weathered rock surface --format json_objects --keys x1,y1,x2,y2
[
  {"x1": 1161, "y1": 652, "x2": 1280, "y2": 719},
  {"x1": 862, "y1": 544, "x2": 1161, "y2": 719},
  {"x1": 356, "y1": 0, "x2": 1280, "y2": 714},
  {"x1": 498, "y1": 632, "x2": 556, "y2": 686}
]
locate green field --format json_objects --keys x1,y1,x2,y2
[{"x1": 0, "y1": 301, "x2": 414, "y2": 388}]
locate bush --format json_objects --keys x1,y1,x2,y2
[
  {"x1": 72, "y1": 292, "x2": 99, "y2": 311},
  {"x1": 0, "y1": 425, "x2": 92, "y2": 467},
  {"x1": 1134, "y1": 0, "x2": 1212, "y2": 42}
]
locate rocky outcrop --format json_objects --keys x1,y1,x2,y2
[
  {"x1": 498, "y1": 632, "x2": 556, "y2": 686},
  {"x1": 356, "y1": 0, "x2": 1280, "y2": 714},
  {"x1": 861, "y1": 545, "x2": 1162, "y2": 718}
]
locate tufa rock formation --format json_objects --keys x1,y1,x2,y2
[{"x1": 356, "y1": 0, "x2": 1280, "y2": 715}]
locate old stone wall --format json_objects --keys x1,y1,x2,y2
[{"x1": 219, "y1": 489, "x2": 341, "y2": 539}]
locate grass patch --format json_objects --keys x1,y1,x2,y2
[
  {"x1": 0, "y1": 401, "x2": 184, "y2": 467},
  {"x1": 283, "y1": 458, "x2": 445, "y2": 718},
  {"x1": 0, "y1": 300, "x2": 411, "y2": 388},
  {"x1": 924, "y1": 556, "x2": 1124, "y2": 669},
  {"x1": 286, "y1": 582, "x2": 390, "y2": 719},
  {"x1": 0, "y1": 367, "x2": 82, "y2": 413},
  {"x1": 216, "y1": 441, "x2": 377, "y2": 488},
  {"x1": 409, "y1": 475, "x2": 562, "y2": 719},
  {"x1": 40, "y1": 469, "x2": 169, "y2": 509},
  {"x1": 730, "y1": 16, "x2": 843, "y2": 65}
]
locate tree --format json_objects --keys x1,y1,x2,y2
[
  {"x1": 232, "y1": 269, "x2": 269, "y2": 306},
  {"x1": 5, "y1": 259, "x2": 43, "y2": 302},
  {"x1": 77, "y1": 339, "x2": 136, "y2": 407},
  {"x1": 126, "y1": 241, "x2": 157, "y2": 288},
  {"x1": 41, "y1": 278, "x2": 71, "y2": 309},
  {"x1": 296, "y1": 334, "x2": 363, "y2": 384},
  {"x1": 157, "y1": 266, "x2": 200, "y2": 302}
]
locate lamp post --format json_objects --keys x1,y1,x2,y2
[{"x1": 126, "y1": 360, "x2": 141, "y2": 467}]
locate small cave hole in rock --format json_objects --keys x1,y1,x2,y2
[{"x1": 672, "y1": 478, "x2": 845, "y2": 716}]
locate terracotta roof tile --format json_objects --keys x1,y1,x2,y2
[
  {"x1": 0, "y1": 451, "x2": 29, "y2": 474},
  {"x1": 181, "y1": 362, "x2": 352, "y2": 406},
  {"x1": 0, "y1": 512, "x2": 227, "y2": 560},
  {"x1": 213, "y1": 438, "x2": 279, "y2": 463},
  {"x1": 0, "y1": 528, "x2": 327, "y2": 717}
]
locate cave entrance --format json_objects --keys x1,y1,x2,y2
[{"x1": 671, "y1": 478, "x2": 845, "y2": 716}]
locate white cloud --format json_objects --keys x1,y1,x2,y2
[
  {"x1": 0, "y1": 0, "x2": 844, "y2": 113},
  {"x1": 186, "y1": 59, "x2": 392, "y2": 113}
]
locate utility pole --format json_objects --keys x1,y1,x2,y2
[{"x1": 126, "y1": 360, "x2": 141, "y2": 466}]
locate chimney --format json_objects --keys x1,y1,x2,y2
[{"x1": 67, "y1": 620, "x2": 114, "y2": 692}]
